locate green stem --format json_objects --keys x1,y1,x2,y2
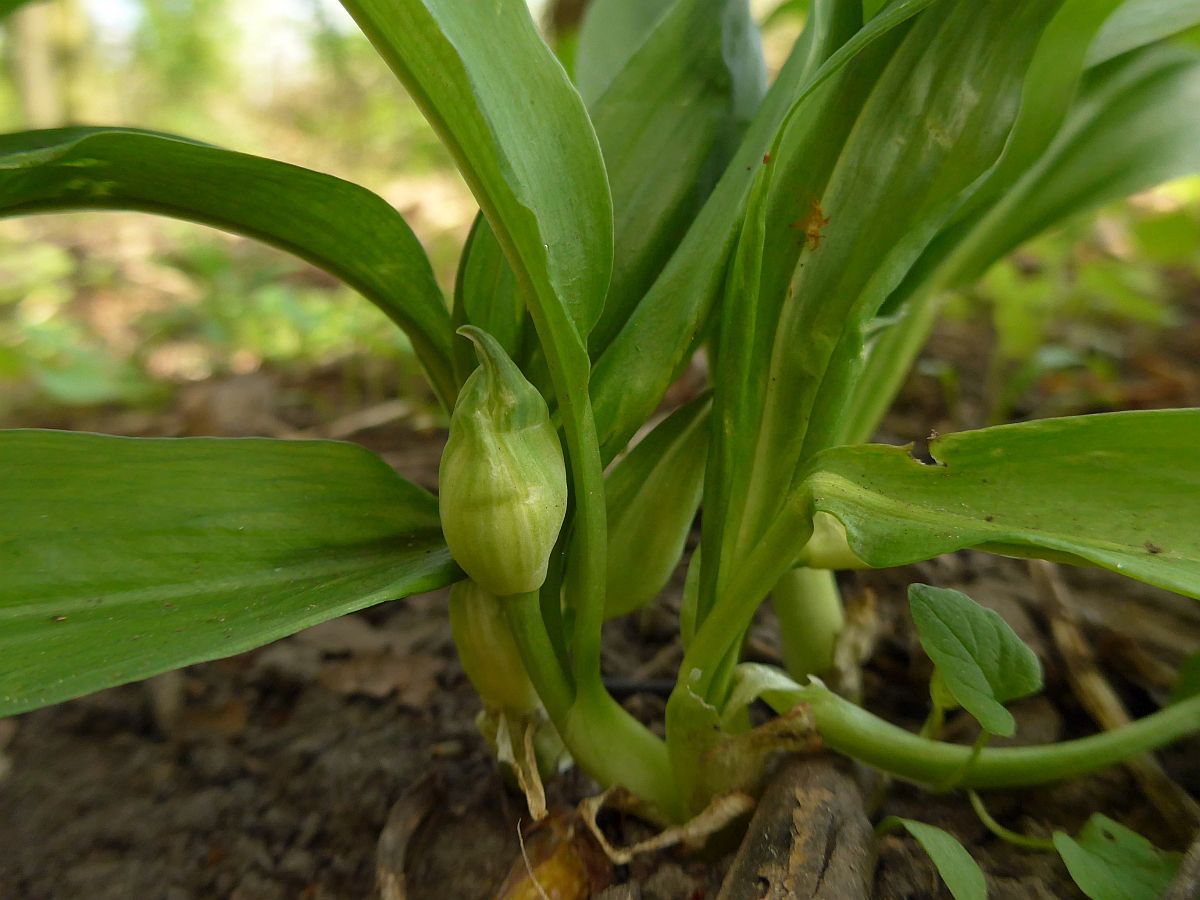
[
  {"x1": 934, "y1": 732, "x2": 989, "y2": 792},
  {"x1": 537, "y1": 364, "x2": 607, "y2": 692},
  {"x1": 681, "y1": 502, "x2": 813, "y2": 702},
  {"x1": 709, "y1": 635, "x2": 746, "y2": 710},
  {"x1": 506, "y1": 592, "x2": 681, "y2": 820},
  {"x1": 764, "y1": 681, "x2": 1200, "y2": 789},
  {"x1": 967, "y1": 790, "x2": 1056, "y2": 851},
  {"x1": 773, "y1": 566, "x2": 845, "y2": 678},
  {"x1": 919, "y1": 702, "x2": 946, "y2": 740},
  {"x1": 505, "y1": 591, "x2": 574, "y2": 722},
  {"x1": 567, "y1": 680, "x2": 682, "y2": 823}
]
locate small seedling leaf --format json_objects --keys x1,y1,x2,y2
[
  {"x1": 1053, "y1": 814, "x2": 1182, "y2": 900},
  {"x1": 909, "y1": 584, "x2": 1043, "y2": 737},
  {"x1": 888, "y1": 818, "x2": 988, "y2": 900}
]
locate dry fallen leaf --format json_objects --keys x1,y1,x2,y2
[
  {"x1": 317, "y1": 653, "x2": 444, "y2": 706},
  {"x1": 496, "y1": 813, "x2": 610, "y2": 900}
]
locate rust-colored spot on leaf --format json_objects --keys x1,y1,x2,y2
[{"x1": 790, "y1": 198, "x2": 830, "y2": 250}]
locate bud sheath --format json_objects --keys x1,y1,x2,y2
[
  {"x1": 439, "y1": 326, "x2": 568, "y2": 596},
  {"x1": 449, "y1": 579, "x2": 540, "y2": 715}
]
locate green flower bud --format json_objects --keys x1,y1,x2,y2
[
  {"x1": 449, "y1": 579, "x2": 539, "y2": 714},
  {"x1": 439, "y1": 326, "x2": 567, "y2": 596}
]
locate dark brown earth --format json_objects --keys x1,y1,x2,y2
[{"x1": 2, "y1": 276, "x2": 1199, "y2": 898}]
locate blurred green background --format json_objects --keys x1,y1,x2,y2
[
  {"x1": 0, "y1": 0, "x2": 474, "y2": 426},
  {"x1": 0, "y1": 0, "x2": 1198, "y2": 431}
]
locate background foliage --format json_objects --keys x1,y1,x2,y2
[{"x1": 1, "y1": 0, "x2": 1196, "y2": 427}]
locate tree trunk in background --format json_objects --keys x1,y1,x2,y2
[
  {"x1": 6, "y1": 0, "x2": 89, "y2": 126},
  {"x1": 9, "y1": 1, "x2": 63, "y2": 127},
  {"x1": 55, "y1": 0, "x2": 91, "y2": 123}
]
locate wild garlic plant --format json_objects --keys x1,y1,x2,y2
[{"x1": 3, "y1": 0, "x2": 1200, "y2": 837}]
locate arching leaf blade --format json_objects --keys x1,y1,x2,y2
[
  {"x1": 574, "y1": 0, "x2": 675, "y2": 105},
  {"x1": 0, "y1": 430, "x2": 458, "y2": 717},
  {"x1": 938, "y1": 44, "x2": 1200, "y2": 290},
  {"x1": 586, "y1": 0, "x2": 766, "y2": 352},
  {"x1": 801, "y1": 410, "x2": 1200, "y2": 600},
  {"x1": 1088, "y1": 0, "x2": 1200, "y2": 67},
  {"x1": 0, "y1": 127, "x2": 457, "y2": 409},
  {"x1": 339, "y1": 0, "x2": 612, "y2": 347},
  {"x1": 591, "y1": 0, "x2": 927, "y2": 459}
]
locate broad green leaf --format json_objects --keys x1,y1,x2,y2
[
  {"x1": 586, "y1": 0, "x2": 766, "y2": 352},
  {"x1": 0, "y1": 430, "x2": 457, "y2": 716},
  {"x1": 805, "y1": 0, "x2": 1128, "y2": 459},
  {"x1": 846, "y1": 43, "x2": 1200, "y2": 446},
  {"x1": 458, "y1": 0, "x2": 768, "y2": 368},
  {"x1": 794, "y1": 0, "x2": 1115, "y2": 479},
  {"x1": 1170, "y1": 652, "x2": 1200, "y2": 705},
  {"x1": 574, "y1": 0, "x2": 675, "y2": 105},
  {"x1": 1089, "y1": 0, "x2": 1200, "y2": 66},
  {"x1": 592, "y1": 0, "x2": 933, "y2": 460},
  {"x1": 1053, "y1": 815, "x2": 1182, "y2": 900},
  {"x1": 0, "y1": 127, "x2": 457, "y2": 409},
  {"x1": 902, "y1": 0, "x2": 1127, "y2": 292},
  {"x1": 800, "y1": 411, "x2": 1200, "y2": 600},
  {"x1": 703, "y1": 0, "x2": 1068, "y2": 633},
  {"x1": 338, "y1": 0, "x2": 616, "y2": 688},
  {"x1": 603, "y1": 396, "x2": 709, "y2": 618},
  {"x1": 882, "y1": 818, "x2": 988, "y2": 900},
  {"x1": 908, "y1": 584, "x2": 1043, "y2": 737},
  {"x1": 933, "y1": 44, "x2": 1200, "y2": 290},
  {"x1": 340, "y1": 0, "x2": 612, "y2": 346}
]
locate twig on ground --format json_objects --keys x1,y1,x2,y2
[
  {"x1": 1164, "y1": 830, "x2": 1200, "y2": 899},
  {"x1": 580, "y1": 787, "x2": 754, "y2": 866},
  {"x1": 1029, "y1": 560, "x2": 1200, "y2": 839}
]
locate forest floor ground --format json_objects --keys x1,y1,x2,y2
[{"x1": 2, "y1": 274, "x2": 1199, "y2": 899}]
